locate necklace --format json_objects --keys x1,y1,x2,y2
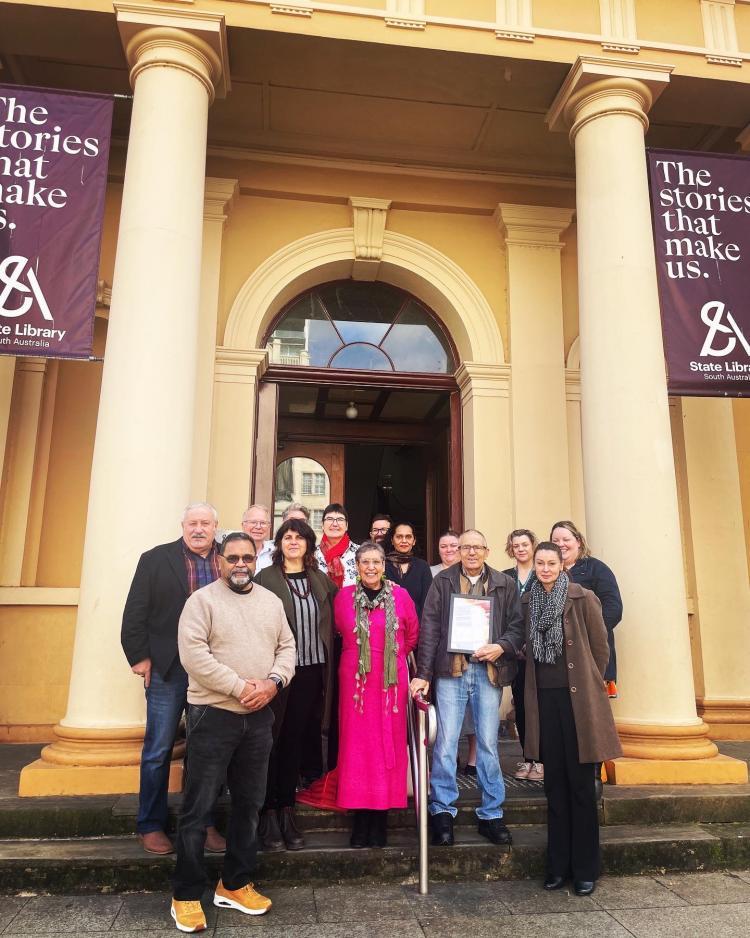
[{"x1": 285, "y1": 570, "x2": 311, "y2": 599}]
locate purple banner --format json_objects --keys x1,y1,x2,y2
[
  {"x1": 647, "y1": 148, "x2": 750, "y2": 397},
  {"x1": 0, "y1": 85, "x2": 113, "y2": 358}
]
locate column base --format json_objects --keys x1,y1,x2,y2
[
  {"x1": 19, "y1": 758, "x2": 184, "y2": 797},
  {"x1": 605, "y1": 754, "x2": 748, "y2": 785},
  {"x1": 696, "y1": 698, "x2": 750, "y2": 740},
  {"x1": 18, "y1": 723, "x2": 185, "y2": 797}
]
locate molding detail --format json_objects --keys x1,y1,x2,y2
[
  {"x1": 270, "y1": 3, "x2": 313, "y2": 16},
  {"x1": 495, "y1": 29, "x2": 534, "y2": 42},
  {"x1": 495, "y1": 204, "x2": 574, "y2": 249},
  {"x1": 96, "y1": 280, "x2": 112, "y2": 309},
  {"x1": 349, "y1": 196, "x2": 391, "y2": 280},
  {"x1": 204, "y1": 177, "x2": 239, "y2": 222},
  {"x1": 0, "y1": 587, "x2": 79, "y2": 606},
  {"x1": 385, "y1": 18, "x2": 426, "y2": 30},
  {"x1": 224, "y1": 228, "x2": 505, "y2": 365},
  {"x1": 701, "y1": 0, "x2": 740, "y2": 66},
  {"x1": 215, "y1": 347, "x2": 268, "y2": 384},
  {"x1": 602, "y1": 41, "x2": 640, "y2": 53},
  {"x1": 599, "y1": 0, "x2": 637, "y2": 42}
]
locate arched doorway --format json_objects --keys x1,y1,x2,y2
[{"x1": 256, "y1": 280, "x2": 461, "y2": 558}]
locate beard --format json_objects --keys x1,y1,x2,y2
[{"x1": 227, "y1": 570, "x2": 253, "y2": 593}]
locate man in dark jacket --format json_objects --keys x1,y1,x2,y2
[
  {"x1": 121, "y1": 502, "x2": 225, "y2": 856},
  {"x1": 410, "y1": 529, "x2": 524, "y2": 848}
]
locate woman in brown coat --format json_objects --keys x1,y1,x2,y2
[{"x1": 522, "y1": 541, "x2": 622, "y2": 897}]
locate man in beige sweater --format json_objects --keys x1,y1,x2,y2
[{"x1": 170, "y1": 531, "x2": 295, "y2": 934}]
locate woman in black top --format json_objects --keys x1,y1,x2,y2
[
  {"x1": 384, "y1": 522, "x2": 434, "y2": 620},
  {"x1": 549, "y1": 520, "x2": 622, "y2": 692},
  {"x1": 254, "y1": 519, "x2": 337, "y2": 852}
]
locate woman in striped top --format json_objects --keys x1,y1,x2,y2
[{"x1": 254, "y1": 518, "x2": 337, "y2": 852}]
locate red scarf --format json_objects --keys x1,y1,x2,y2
[{"x1": 320, "y1": 533, "x2": 350, "y2": 588}]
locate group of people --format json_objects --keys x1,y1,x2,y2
[{"x1": 120, "y1": 500, "x2": 623, "y2": 933}]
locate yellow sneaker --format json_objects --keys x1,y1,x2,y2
[
  {"x1": 170, "y1": 899, "x2": 207, "y2": 933},
  {"x1": 213, "y1": 879, "x2": 272, "y2": 916}
]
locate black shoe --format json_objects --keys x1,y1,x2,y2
[
  {"x1": 477, "y1": 818, "x2": 512, "y2": 845},
  {"x1": 279, "y1": 806, "x2": 305, "y2": 851},
  {"x1": 463, "y1": 764, "x2": 477, "y2": 777},
  {"x1": 259, "y1": 809, "x2": 284, "y2": 852},
  {"x1": 574, "y1": 880, "x2": 595, "y2": 896},
  {"x1": 543, "y1": 875, "x2": 566, "y2": 891},
  {"x1": 430, "y1": 812, "x2": 454, "y2": 846},
  {"x1": 350, "y1": 810, "x2": 370, "y2": 848},
  {"x1": 368, "y1": 810, "x2": 388, "y2": 848}
]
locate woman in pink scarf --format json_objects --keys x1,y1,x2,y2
[{"x1": 334, "y1": 540, "x2": 419, "y2": 848}]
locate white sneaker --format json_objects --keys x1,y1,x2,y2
[
  {"x1": 513, "y1": 761, "x2": 532, "y2": 780},
  {"x1": 527, "y1": 762, "x2": 544, "y2": 781}
]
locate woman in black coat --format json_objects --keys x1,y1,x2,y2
[
  {"x1": 383, "y1": 522, "x2": 434, "y2": 621},
  {"x1": 550, "y1": 520, "x2": 622, "y2": 692}
]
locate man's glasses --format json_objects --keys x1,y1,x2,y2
[
  {"x1": 371, "y1": 527, "x2": 389, "y2": 535},
  {"x1": 244, "y1": 521, "x2": 268, "y2": 528},
  {"x1": 223, "y1": 554, "x2": 256, "y2": 565},
  {"x1": 459, "y1": 545, "x2": 486, "y2": 553}
]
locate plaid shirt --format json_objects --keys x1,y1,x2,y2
[{"x1": 183, "y1": 542, "x2": 221, "y2": 595}]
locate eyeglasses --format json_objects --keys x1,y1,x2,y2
[
  {"x1": 371, "y1": 527, "x2": 389, "y2": 535},
  {"x1": 244, "y1": 520, "x2": 268, "y2": 529},
  {"x1": 324, "y1": 516, "x2": 346, "y2": 525},
  {"x1": 222, "y1": 554, "x2": 255, "y2": 565},
  {"x1": 459, "y1": 545, "x2": 486, "y2": 553}
]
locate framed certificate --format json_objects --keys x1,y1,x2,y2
[{"x1": 447, "y1": 594, "x2": 493, "y2": 654}]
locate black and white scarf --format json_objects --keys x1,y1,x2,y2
[{"x1": 528, "y1": 572, "x2": 569, "y2": 665}]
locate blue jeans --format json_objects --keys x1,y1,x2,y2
[
  {"x1": 429, "y1": 661, "x2": 506, "y2": 820},
  {"x1": 173, "y1": 704, "x2": 273, "y2": 900},
  {"x1": 136, "y1": 663, "x2": 188, "y2": 834}
]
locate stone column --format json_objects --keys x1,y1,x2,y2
[
  {"x1": 547, "y1": 56, "x2": 745, "y2": 784},
  {"x1": 495, "y1": 204, "x2": 574, "y2": 535},
  {"x1": 191, "y1": 179, "x2": 239, "y2": 499},
  {"x1": 456, "y1": 362, "x2": 513, "y2": 559},
  {"x1": 20, "y1": 7, "x2": 228, "y2": 796},
  {"x1": 0, "y1": 358, "x2": 47, "y2": 586},
  {"x1": 208, "y1": 348, "x2": 268, "y2": 529},
  {"x1": 682, "y1": 397, "x2": 750, "y2": 739}
]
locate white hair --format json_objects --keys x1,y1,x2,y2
[
  {"x1": 242, "y1": 503, "x2": 271, "y2": 522},
  {"x1": 182, "y1": 502, "x2": 218, "y2": 522}
]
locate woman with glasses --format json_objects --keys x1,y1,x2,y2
[
  {"x1": 521, "y1": 541, "x2": 622, "y2": 896},
  {"x1": 335, "y1": 541, "x2": 419, "y2": 847},
  {"x1": 314, "y1": 504, "x2": 359, "y2": 588},
  {"x1": 383, "y1": 522, "x2": 434, "y2": 620},
  {"x1": 254, "y1": 519, "x2": 337, "y2": 852}
]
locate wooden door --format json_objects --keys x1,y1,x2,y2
[{"x1": 274, "y1": 442, "x2": 344, "y2": 532}]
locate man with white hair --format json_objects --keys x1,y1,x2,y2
[
  {"x1": 121, "y1": 503, "x2": 226, "y2": 856},
  {"x1": 241, "y1": 504, "x2": 274, "y2": 572}
]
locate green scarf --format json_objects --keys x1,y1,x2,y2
[{"x1": 352, "y1": 578, "x2": 400, "y2": 713}]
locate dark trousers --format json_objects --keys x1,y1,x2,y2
[
  {"x1": 538, "y1": 688, "x2": 600, "y2": 882},
  {"x1": 173, "y1": 704, "x2": 273, "y2": 900},
  {"x1": 511, "y1": 663, "x2": 527, "y2": 755},
  {"x1": 265, "y1": 663, "x2": 324, "y2": 808}
]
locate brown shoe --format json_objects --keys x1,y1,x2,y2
[
  {"x1": 205, "y1": 826, "x2": 226, "y2": 854},
  {"x1": 139, "y1": 830, "x2": 174, "y2": 855},
  {"x1": 258, "y1": 809, "x2": 284, "y2": 852}
]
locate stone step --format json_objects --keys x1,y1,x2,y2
[
  {"x1": 1, "y1": 822, "x2": 749, "y2": 894},
  {"x1": 3, "y1": 781, "x2": 750, "y2": 839}
]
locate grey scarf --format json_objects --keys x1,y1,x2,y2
[{"x1": 528, "y1": 572, "x2": 569, "y2": 665}]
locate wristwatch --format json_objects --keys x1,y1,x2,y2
[{"x1": 271, "y1": 676, "x2": 283, "y2": 691}]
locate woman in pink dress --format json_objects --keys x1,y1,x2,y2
[{"x1": 334, "y1": 540, "x2": 420, "y2": 848}]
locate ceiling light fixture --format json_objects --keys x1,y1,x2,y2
[{"x1": 345, "y1": 401, "x2": 358, "y2": 420}]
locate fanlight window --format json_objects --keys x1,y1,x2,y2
[{"x1": 266, "y1": 281, "x2": 454, "y2": 374}]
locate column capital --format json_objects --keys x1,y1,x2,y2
[
  {"x1": 215, "y1": 347, "x2": 268, "y2": 383},
  {"x1": 115, "y1": 3, "x2": 229, "y2": 101},
  {"x1": 204, "y1": 177, "x2": 239, "y2": 223},
  {"x1": 546, "y1": 55, "x2": 672, "y2": 140},
  {"x1": 495, "y1": 204, "x2": 575, "y2": 249},
  {"x1": 455, "y1": 361, "x2": 511, "y2": 398}
]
